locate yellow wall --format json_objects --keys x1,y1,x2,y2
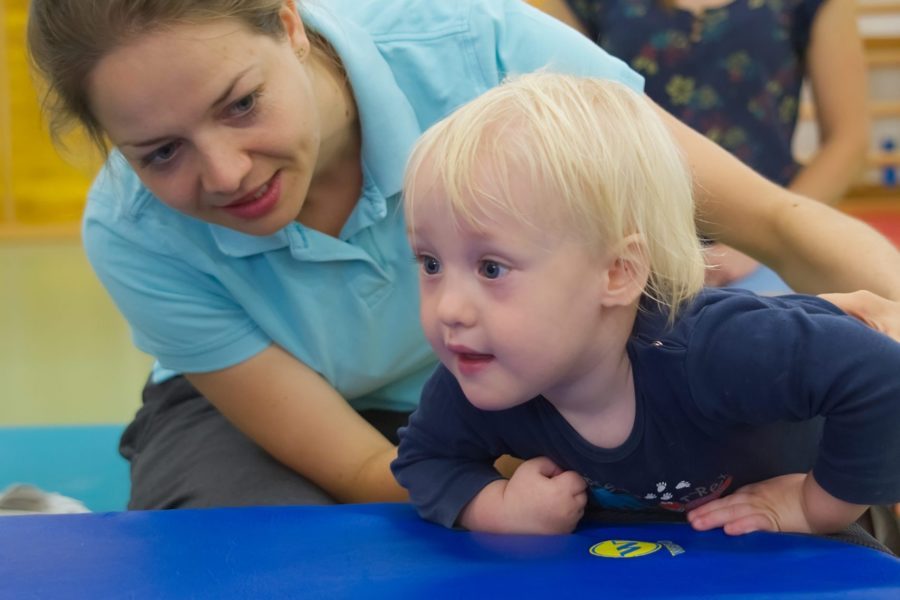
[{"x1": 1, "y1": 0, "x2": 95, "y2": 231}]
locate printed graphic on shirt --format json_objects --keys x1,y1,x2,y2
[{"x1": 586, "y1": 474, "x2": 733, "y2": 512}]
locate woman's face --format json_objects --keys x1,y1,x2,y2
[{"x1": 87, "y1": 7, "x2": 322, "y2": 236}]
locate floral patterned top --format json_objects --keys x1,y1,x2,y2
[{"x1": 565, "y1": 0, "x2": 825, "y2": 185}]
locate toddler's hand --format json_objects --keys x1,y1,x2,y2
[
  {"x1": 687, "y1": 473, "x2": 866, "y2": 536},
  {"x1": 502, "y1": 456, "x2": 587, "y2": 534},
  {"x1": 687, "y1": 473, "x2": 813, "y2": 535}
]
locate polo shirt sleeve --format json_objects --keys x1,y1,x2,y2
[
  {"x1": 467, "y1": 0, "x2": 644, "y2": 92},
  {"x1": 82, "y1": 167, "x2": 271, "y2": 374},
  {"x1": 685, "y1": 293, "x2": 900, "y2": 505},
  {"x1": 392, "y1": 366, "x2": 506, "y2": 528}
]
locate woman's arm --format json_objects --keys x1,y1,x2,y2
[
  {"x1": 187, "y1": 344, "x2": 407, "y2": 503},
  {"x1": 653, "y1": 100, "x2": 900, "y2": 299},
  {"x1": 789, "y1": 0, "x2": 870, "y2": 204}
]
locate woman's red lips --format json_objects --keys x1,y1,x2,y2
[{"x1": 223, "y1": 172, "x2": 281, "y2": 220}]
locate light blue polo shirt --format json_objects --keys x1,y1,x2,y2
[{"x1": 82, "y1": 0, "x2": 643, "y2": 412}]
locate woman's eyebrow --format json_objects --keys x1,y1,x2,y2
[
  {"x1": 211, "y1": 66, "x2": 253, "y2": 108},
  {"x1": 121, "y1": 67, "x2": 253, "y2": 148}
]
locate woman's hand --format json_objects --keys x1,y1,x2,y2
[
  {"x1": 819, "y1": 290, "x2": 900, "y2": 342},
  {"x1": 704, "y1": 243, "x2": 759, "y2": 287}
]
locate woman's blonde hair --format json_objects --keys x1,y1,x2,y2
[
  {"x1": 27, "y1": 0, "x2": 332, "y2": 155},
  {"x1": 403, "y1": 72, "x2": 705, "y2": 319}
]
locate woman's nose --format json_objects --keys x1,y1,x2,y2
[{"x1": 198, "y1": 141, "x2": 251, "y2": 195}]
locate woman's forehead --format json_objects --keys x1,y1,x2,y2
[{"x1": 87, "y1": 20, "x2": 265, "y2": 144}]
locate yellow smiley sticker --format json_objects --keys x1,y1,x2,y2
[{"x1": 589, "y1": 540, "x2": 663, "y2": 559}]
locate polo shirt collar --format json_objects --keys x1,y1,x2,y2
[
  {"x1": 305, "y1": 4, "x2": 421, "y2": 201},
  {"x1": 211, "y1": 4, "x2": 421, "y2": 258}
]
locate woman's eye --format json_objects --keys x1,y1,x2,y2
[
  {"x1": 419, "y1": 255, "x2": 441, "y2": 275},
  {"x1": 228, "y1": 92, "x2": 257, "y2": 117},
  {"x1": 478, "y1": 260, "x2": 508, "y2": 280},
  {"x1": 142, "y1": 141, "x2": 181, "y2": 167}
]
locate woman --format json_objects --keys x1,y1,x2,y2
[{"x1": 27, "y1": 0, "x2": 900, "y2": 509}]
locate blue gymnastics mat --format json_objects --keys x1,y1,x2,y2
[
  {"x1": 0, "y1": 425, "x2": 129, "y2": 512},
  {"x1": 1, "y1": 503, "x2": 898, "y2": 598}
]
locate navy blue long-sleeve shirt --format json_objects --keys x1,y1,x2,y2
[{"x1": 392, "y1": 289, "x2": 900, "y2": 529}]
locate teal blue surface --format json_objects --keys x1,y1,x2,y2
[{"x1": 0, "y1": 425, "x2": 129, "y2": 512}]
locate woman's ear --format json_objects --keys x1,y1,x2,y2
[
  {"x1": 280, "y1": 0, "x2": 310, "y2": 59},
  {"x1": 600, "y1": 233, "x2": 650, "y2": 308}
]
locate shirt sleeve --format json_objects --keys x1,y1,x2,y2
[
  {"x1": 686, "y1": 293, "x2": 900, "y2": 505},
  {"x1": 82, "y1": 166, "x2": 270, "y2": 373},
  {"x1": 469, "y1": 0, "x2": 643, "y2": 92},
  {"x1": 391, "y1": 366, "x2": 506, "y2": 528}
]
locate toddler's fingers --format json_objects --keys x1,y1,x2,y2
[
  {"x1": 574, "y1": 490, "x2": 588, "y2": 508},
  {"x1": 553, "y1": 469, "x2": 587, "y2": 494},
  {"x1": 688, "y1": 499, "x2": 776, "y2": 532},
  {"x1": 526, "y1": 456, "x2": 563, "y2": 478},
  {"x1": 687, "y1": 493, "x2": 741, "y2": 520},
  {"x1": 721, "y1": 513, "x2": 776, "y2": 536}
]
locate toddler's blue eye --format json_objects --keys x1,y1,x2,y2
[
  {"x1": 479, "y1": 260, "x2": 508, "y2": 279},
  {"x1": 421, "y1": 255, "x2": 441, "y2": 275}
]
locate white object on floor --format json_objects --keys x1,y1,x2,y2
[{"x1": 0, "y1": 484, "x2": 90, "y2": 515}]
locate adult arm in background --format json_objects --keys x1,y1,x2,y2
[
  {"x1": 187, "y1": 345, "x2": 408, "y2": 503},
  {"x1": 703, "y1": 0, "x2": 871, "y2": 283},
  {"x1": 536, "y1": 0, "x2": 872, "y2": 200},
  {"x1": 656, "y1": 101, "x2": 900, "y2": 299},
  {"x1": 789, "y1": 0, "x2": 870, "y2": 205}
]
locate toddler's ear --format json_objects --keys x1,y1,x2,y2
[{"x1": 601, "y1": 233, "x2": 649, "y2": 308}]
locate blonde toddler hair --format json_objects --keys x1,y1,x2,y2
[{"x1": 403, "y1": 71, "x2": 705, "y2": 320}]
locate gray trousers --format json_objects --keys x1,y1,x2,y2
[{"x1": 120, "y1": 375, "x2": 411, "y2": 510}]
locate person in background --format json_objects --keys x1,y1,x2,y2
[
  {"x1": 536, "y1": 0, "x2": 870, "y2": 289},
  {"x1": 392, "y1": 73, "x2": 899, "y2": 551},
  {"x1": 26, "y1": 0, "x2": 900, "y2": 511}
]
